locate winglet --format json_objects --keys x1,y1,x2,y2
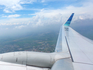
[{"x1": 64, "y1": 13, "x2": 74, "y2": 26}]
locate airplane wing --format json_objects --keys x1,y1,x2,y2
[
  {"x1": 0, "y1": 13, "x2": 93, "y2": 70},
  {"x1": 0, "y1": 61, "x2": 48, "y2": 70},
  {"x1": 66, "y1": 27, "x2": 93, "y2": 70},
  {"x1": 54, "y1": 13, "x2": 93, "y2": 70}
]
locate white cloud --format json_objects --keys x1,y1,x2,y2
[
  {"x1": 0, "y1": 0, "x2": 36, "y2": 13},
  {"x1": 8, "y1": 14, "x2": 20, "y2": 18},
  {"x1": 0, "y1": 13, "x2": 62, "y2": 30},
  {"x1": 32, "y1": 1, "x2": 93, "y2": 23},
  {"x1": 2, "y1": 14, "x2": 20, "y2": 18},
  {"x1": 79, "y1": 16, "x2": 84, "y2": 20},
  {"x1": 41, "y1": 0, "x2": 45, "y2": 2},
  {"x1": 41, "y1": 0, "x2": 78, "y2": 2},
  {"x1": 0, "y1": 18, "x2": 31, "y2": 26},
  {"x1": 0, "y1": 0, "x2": 93, "y2": 29},
  {"x1": 15, "y1": 25, "x2": 25, "y2": 29}
]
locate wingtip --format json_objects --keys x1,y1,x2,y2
[{"x1": 64, "y1": 13, "x2": 74, "y2": 26}]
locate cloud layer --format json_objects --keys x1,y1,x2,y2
[
  {"x1": 3, "y1": 14, "x2": 20, "y2": 18},
  {"x1": 1, "y1": 1, "x2": 93, "y2": 27},
  {"x1": 0, "y1": 0, "x2": 93, "y2": 37},
  {"x1": 0, "y1": 0, "x2": 36, "y2": 13}
]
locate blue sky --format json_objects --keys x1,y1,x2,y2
[
  {"x1": 0, "y1": 0, "x2": 93, "y2": 36},
  {"x1": 0, "y1": 0, "x2": 92, "y2": 18},
  {"x1": 0, "y1": 0, "x2": 92, "y2": 19}
]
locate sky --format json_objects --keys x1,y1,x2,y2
[{"x1": 0, "y1": 0, "x2": 93, "y2": 37}]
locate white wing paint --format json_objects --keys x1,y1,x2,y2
[{"x1": 55, "y1": 13, "x2": 93, "y2": 70}]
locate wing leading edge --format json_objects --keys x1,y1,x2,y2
[{"x1": 55, "y1": 13, "x2": 74, "y2": 53}]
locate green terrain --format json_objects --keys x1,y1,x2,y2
[
  {"x1": 0, "y1": 31, "x2": 58, "y2": 53},
  {"x1": 0, "y1": 23, "x2": 93, "y2": 54}
]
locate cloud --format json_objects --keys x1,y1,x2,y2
[
  {"x1": 0, "y1": 14, "x2": 62, "y2": 31},
  {"x1": 0, "y1": 18, "x2": 31, "y2": 26},
  {"x1": 0, "y1": 0, "x2": 93, "y2": 30},
  {"x1": 1, "y1": 1, "x2": 93, "y2": 29},
  {"x1": 41, "y1": 0, "x2": 72, "y2": 2},
  {"x1": 0, "y1": 0, "x2": 36, "y2": 13},
  {"x1": 0, "y1": 1, "x2": 93, "y2": 39},
  {"x1": 8, "y1": 14, "x2": 20, "y2": 18},
  {"x1": 0, "y1": 0, "x2": 79, "y2": 13},
  {"x1": 15, "y1": 25, "x2": 25, "y2": 29},
  {"x1": 33, "y1": 1, "x2": 93, "y2": 23},
  {"x1": 79, "y1": 16, "x2": 84, "y2": 20},
  {"x1": 3, "y1": 14, "x2": 20, "y2": 18}
]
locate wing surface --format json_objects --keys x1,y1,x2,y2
[
  {"x1": 65, "y1": 27, "x2": 93, "y2": 64},
  {"x1": 51, "y1": 59, "x2": 74, "y2": 70},
  {"x1": 64, "y1": 27, "x2": 93, "y2": 70},
  {"x1": 55, "y1": 13, "x2": 93, "y2": 70},
  {"x1": 64, "y1": 16, "x2": 93, "y2": 69},
  {"x1": 55, "y1": 26, "x2": 68, "y2": 53},
  {"x1": 0, "y1": 61, "x2": 48, "y2": 70}
]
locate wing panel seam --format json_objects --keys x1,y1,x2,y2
[
  {"x1": 73, "y1": 62, "x2": 93, "y2": 65},
  {"x1": 65, "y1": 36, "x2": 74, "y2": 62}
]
